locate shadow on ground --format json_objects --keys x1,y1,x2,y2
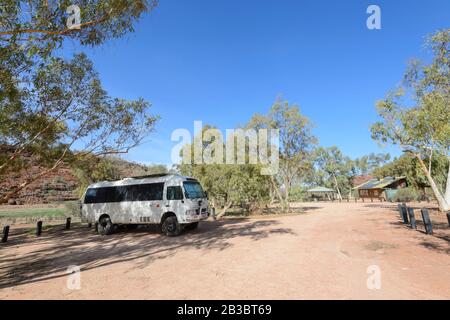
[
  {"x1": 0, "y1": 219, "x2": 295, "y2": 289},
  {"x1": 388, "y1": 215, "x2": 450, "y2": 255}
]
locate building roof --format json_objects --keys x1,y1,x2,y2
[
  {"x1": 353, "y1": 176, "x2": 406, "y2": 190},
  {"x1": 307, "y1": 186, "x2": 336, "y2": 193},
  {"x1": 352, "y1": 175, "x2": 374, "y2": 187}
]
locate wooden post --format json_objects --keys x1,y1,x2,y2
[
  {"x1": 407, "y1": 207, "x2": 417, "y2": 229},
  {"x1": 397, "y1": 203, "x2": 403, "y2": 218},
  {"x1": 65, "y1": 217, "x2": 71, "y2": 230},
  {"x1": 2, "y1": 226, "x2": 10, "y2": 243},
  {"x1": 401, "y1": 204, "x2": 409, "y2": 224},
  {"x1": 212, "y1": 208, "x2": 216, "y2": 220},
  {"x1": 421, "y1": 208, "x2": 433, "y2": 235},
  {"x1": 36, "y1": 221, "x2": 43, "y2": 236}
]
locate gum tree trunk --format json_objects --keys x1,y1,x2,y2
[{"x1": 415, "y1": 154, "x2": 450, "y2": 212}]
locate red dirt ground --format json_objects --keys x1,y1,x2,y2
[{"x1": 0, "y1": 202, "x2": 449, "y2": 300}]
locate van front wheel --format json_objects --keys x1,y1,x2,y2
[{"x1": 162, "y1": 215, "x2": 181, "y2": 237}]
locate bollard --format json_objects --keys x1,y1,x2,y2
[
  {"x1": 371, "y1": 198, "x2": 373, "y2": 203},
  {"x1": 407, "y1": 207, "x2": 417, "y2": 229},
  {"x1": 212, "y1": 208, "x2": 216, "y2": 220},
  {"x1": 94, "y1": 222, "x2": 98, "y2": 232},
  {"x1": 88, "y1": 223, "x2": 92, "y2": 228},
  {"x1": 447, "y1": 213, "x2": 450, "y2": 228},
  {"x1": 65, "y1": 217, "x2": 71, "y2": 230},
  {"x1": 401, "y1": 205, "x2": 409, "y2": 224},
  {"x1": 36, "y1": 221, "x2": 43, "y2": 236},
  {"x1": 2, "y1": 225, "x2": 10, "y2": 243},
  {"x1": 397, "y1": 203, "x2": 403, "y2": 218},
  {"x1": 421, "y1": 208, "x2": 433, "y2": 235}
]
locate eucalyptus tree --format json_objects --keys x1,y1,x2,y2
[
  {"x1": 0, "y1": 1, "x2": 159, "y2": 203},
  {"x1": 247, "y1": 100, "x2": 316, "y2": 211},
  {"x1": 314, "y1": 146, "x2": 355, "y2": 200},
  {"x1": 0, "y1": 53, "x2": 158, "y2": 204},
  {"x1": 371, "y1": 29, "x2": 450, "y2": 211}
]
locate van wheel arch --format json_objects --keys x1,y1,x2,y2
[
  {"x1": 161, "y1": 212, "x2": 176, "y2": 224},
  {"x1": 98, "y1": 213, "x2": 110, "y2": 223}
]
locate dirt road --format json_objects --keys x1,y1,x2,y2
[{"x1": 1, "y1": 202, "x2": 449, "y2": 299}]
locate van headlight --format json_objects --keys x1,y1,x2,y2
[{"x1": 186, "y1": 209, "x2": 197, "y2": 216}]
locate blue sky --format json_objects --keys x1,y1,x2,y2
[{"x1": 66, "y1": 0, "x2": 450, "y2": 166}]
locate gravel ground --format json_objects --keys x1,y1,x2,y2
[{"x1": 0, "y1": 202, "x2": 449, "y2": 300}]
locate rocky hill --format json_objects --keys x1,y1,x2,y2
[{"x1": 0, "y1": 151, "x2": 168, "y2": 205}]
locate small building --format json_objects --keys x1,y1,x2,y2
[
  {"x1": 353, "y1": 176, "x2": 407, "y2": 201},
  {"x1": 307, "y1": 187, "x2": 337, "y2": 201}
]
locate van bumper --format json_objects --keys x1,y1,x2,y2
[{"x1": 184, "y1": 212, "x2": 209, "y2": 222}]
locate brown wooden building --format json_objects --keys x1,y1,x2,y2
[{"x1": 353, "y1": 176, "x2": 408, "y2": 200}]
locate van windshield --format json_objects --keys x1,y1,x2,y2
[{"x1": 183, "y1": 181, "x2": 206, "y2": 199}]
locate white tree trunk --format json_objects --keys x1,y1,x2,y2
[
  {"x1": 216, "y1": 201, "x2": 233, "y2": 219},
  {"x1": 333, "y1": 174, "x2": 343, "y2": 200},
  {"x1": 444, "y1": 156, "x2": 450, "y2": 210},
  {"x1": 416, "y1": 154, "x2": 450, "y2": 212}
]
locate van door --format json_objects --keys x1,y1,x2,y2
[{"x1": 165, "y1": 185, "x2": 185, "y2": 221}]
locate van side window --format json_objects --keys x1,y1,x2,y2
[
  {"x1": 167, "y1": 186, "x2": 184, "y2": 200},
  {"x1": 84, "y1": 188, "x2": 97, "y2": 204},
  {"x1": 127, "y1": 183, "x2": 164, "y2": 201},
  {"x1": 84, "y1": 183, "x2": 164, "y2": 203}
]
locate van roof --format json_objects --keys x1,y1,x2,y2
[{"x1": 87, "y1": 174, "x2": 198, "y2": 189}]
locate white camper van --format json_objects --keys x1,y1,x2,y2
[{"x1": 80, "y1": 174, "x2": 209, "y2": 236}]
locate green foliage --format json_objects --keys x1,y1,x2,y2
[
  {"x1": 391, "y1": 188, "x2": 419, "y2": 203},
  {"x1": 1, "y1": 1, "x2": 158, "y2": 107},
  {"x1": 179, "y1": 124, "x2": 271, "y2": 212},
  {"x1": 0, "y1": 53, "x2": 158, "y2": 203},
  {"x1": 64, "y1": 200, "x2": 81, "y2": 217},
  {"x1": 370, "y1": 29, "x2": 450, "y2": 211},
  {"x1": 353, "y1": 153, "x2": 391, "y2": 176},
  {"x1": 313, "y1": 146, "x2": 355, "y2": 199},
  {"x1": 247, "y1": 100, "x2": 316, "y2": 210},
  {"x1": 373, "y1": 154, "x2": 449, "y2": 192},
  {"x1": 0, "y1": 208, "x2": 65, "y2": 218},
  {"x1": 289, "y1": 185, "x2": 307, "y2": 202},
  {"x1": 0, "y1": 2, "x2": 159, "y2": 203}
]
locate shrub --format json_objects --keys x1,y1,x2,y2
[
  {"x1": 391, "y1": 188, "x2": 419, "y2": 203},
  {"x1": 64, "y1": 200, "x2": 81, "y2": 217}
]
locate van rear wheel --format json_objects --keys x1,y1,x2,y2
[
  {"x1": 98, "y1": 216, "x2": 114, "y2": 235},
  {"x1": 162, "y1": 215, "x2": 181, "y2": 237}
]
